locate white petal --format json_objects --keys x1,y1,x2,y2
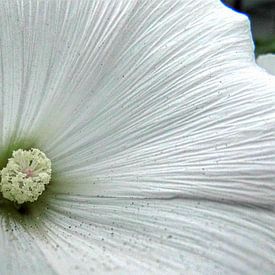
[
  {"x1": 14, "y1": 0, "x2": 273, "y2": 204},
  {"x1": 1, "y1": 2, "x2": 275, "y2": 272},
  {"x1": 1, "y1": 1, "x2": 275, "y2": 273},
  {"x1": 0, "y1": 0, "x2": 134, "y2": 143},
  {"x1": 0, "y1": 206, "x2": 55, "y2": 274},
  {"x1": 257, "y1": 54, "x2": 275, "y2": 75},
  {"x1": 15, "y1": 195, "x2": 273, "y2": 274}
]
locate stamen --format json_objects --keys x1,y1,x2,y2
[{"x1": 0, "y1": 148, "x2": 52, "y2": 204}]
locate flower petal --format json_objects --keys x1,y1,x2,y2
[
  {"x1": 0, "y1": 207, "x2": 55, "y2": 274},
  {"x1": 1, "y1": 1, "x2": 275, "y2": 273},
  {"x1": 17, "y1": 195, "x2": 274, "y2": 274},
  {"x1": 17, "y1": 0, "x2": 273, "y2": 204},
  {"x1": 0, "y1": 0, "x2": 137, "y2": 143},
  {"x1": 257, "y1": 54, "x2": 275, "y2": 75}
]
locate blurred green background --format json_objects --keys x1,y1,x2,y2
[{"x1": 222, "y1": 0, "x2": 275, "y2": 55}]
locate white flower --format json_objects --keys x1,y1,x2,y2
[
  {"x1": 0, "y1": 0, "x2": 274, "y2": 274},
  {"x1": 257, "y1": 54, "x2": 275, "y2": 75}
]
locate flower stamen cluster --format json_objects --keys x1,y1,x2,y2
[{"x1": 0, "y1": 148, "x2": 51, "y2": 204}]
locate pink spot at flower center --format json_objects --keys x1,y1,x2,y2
[{"x1": 23, "y1": 168, "x2": 34, "y2": 178}]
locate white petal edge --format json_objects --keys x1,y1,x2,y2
[{"x1": 257, "y1": 54, "x2": 275, "y2": 75}]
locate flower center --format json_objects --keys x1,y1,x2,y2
[
  {"x1": 0, "y1": 148, "x2": 52, "y2": 204},
  {"x1": 23, "y1": 168, "x2": 34, "y2": 178}
]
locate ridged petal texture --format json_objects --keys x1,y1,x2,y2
[{"x1": 0, "y1": 0, "x2": 275, "y2": 274}]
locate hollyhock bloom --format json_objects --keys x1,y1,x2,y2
[
  {"x1": 0, "y1": 0, "x2": 275, "y2": 274},
  {"x1": 257, "y1": 54, "x2": 275, "y2": 75}
]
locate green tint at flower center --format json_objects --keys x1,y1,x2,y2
[{"x1": 0, "y1": 148, "x2": 52, "y2": 204}]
